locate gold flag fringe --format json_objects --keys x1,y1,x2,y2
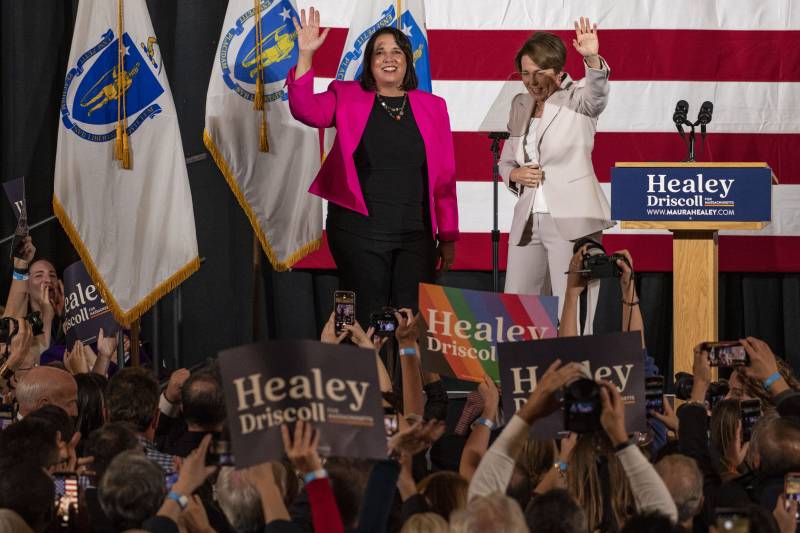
[
  {"x1": 53, "y1": 196, "x2": 199, "y2": 326},
  {"x1": 203, "y1": 128, "x2": 320, "y2": 271}
]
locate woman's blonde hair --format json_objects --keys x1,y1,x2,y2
[
  {"x1": 449, "y1": 492, "x2": 529, "y2": 533},
  {"x1": 566, "y1": 433, "x2": 635, "y2": 532},
  {"x1": 400, "y1": 512, "x2": 448, "y2": 533}
]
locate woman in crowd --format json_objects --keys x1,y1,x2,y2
[
  {"x1": 288, "y1": 7, "x2": 458, "y2": 327},
  {"x1": 500, "y1": 18, "x2": 613, "y2": 330}
]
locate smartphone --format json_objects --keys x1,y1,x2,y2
[
  {"x1": 715, "y1": 508, "x2": 749, "y2": 532},
  {"x1": 664, "y1": 394, "x2": 676, "y2": 413},
  {"x1": 645, "y1": 376, "x2": 665, "y2": 415},
  {"x1": 703, "y1": 341, "x2": 749, "y2": 367},
  {"x1": 785, "y1": 472, "x2": 800, "y2": 521},
  {"x1": 384, "y1": 407, "x2": 399, "y2": 438},
  {"x1": 206, "y1": 439, "x2": 235, "y2": 467},
  {"x1": 165, "y1": 471, "x2": 179, "y2": 492},
  {"x1": 739, "y1": 399, "x2": 762, "y2": 443},
  {"x1": 334, "y1": 291, "x2": 356, "y2": 336},
  {"x1": 53, "y1": 472, "x2": 79, "y2": 527}
]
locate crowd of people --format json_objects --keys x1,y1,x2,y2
[{"x1": 0, "y1": 232, "x2": 798, "y2": 533}]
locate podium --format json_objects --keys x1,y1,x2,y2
[{"x1": 611, "y1": 162, "x2": 774, "y2": 375}]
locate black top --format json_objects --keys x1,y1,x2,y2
[{"x1": 327, "y1": 94, "x2": 428, "y2": 240}]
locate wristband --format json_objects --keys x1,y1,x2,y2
[
  {"x1": 471, "y1": 417, "x2": 496, "y2": 431},
  {"x1": 762, "y1": 371, "x2": 782, "y2": 390},
  {"x1": 12, "y1": 271, "x2": 28, "y2": 281},
  {"x1": 554, "y1": 461, "x2": 568, "y2": 472},
  {"x1": 303, "y1": 469, "x2": 328, "y2": 484},
  {"x1": 613, "y1": 435, "x2": 636, "y2": 453},
  {"x1": 398, "y1": 347, "x2": 417, "y2": 357},
  {"x1": 166, "y1": 491, "x2": 189, "y2": 510},
  {"x1": 622, "y1": 299, "x2": 639, "y2": 306}
]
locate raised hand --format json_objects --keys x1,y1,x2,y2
[
  {"x1": 281, "y1": 420, "x2": 323, "y2": 475},
  {"x1": 518, "y1": 359, "x2": 586, "y2": 424},
  {"x1": 572, "y1": 17, "x2": 600, "y2": 62},
  {"x1": 292, "y1": 7, "x2": 330, "y2": 55},
  {"x1": 320, "y1": 312, "x2": 348, "y2": 344}
]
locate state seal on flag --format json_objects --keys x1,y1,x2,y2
[
  {"x1": 60, "y1": 30, "x2": 164, "y2": 142},
  {"x1": 220, "y1": 0, "x2": 300, "y2": 103}
]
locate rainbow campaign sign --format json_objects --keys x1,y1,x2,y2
[{"x1": 418, "y1": 283, "x2": 558, "y2": 382}]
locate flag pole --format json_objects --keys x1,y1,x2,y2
[
  {"x1": 131, "y1": 318, "x2": 141, "y2": 367},
  {"x1": 252, "y1": 232, "x2": 262, "y2": 341},
  {"x1": 396, "y1": 0, "x2": 402, "y2": 28}
]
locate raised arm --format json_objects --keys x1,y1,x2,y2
[
  {"x1": 395, "y1": 309, "x2": 425, "y2": 419},
  {"x1": 287, "y1": 7, "x2": 337, "y2": 128},
  {"x1": 559, "y1": 246, "x2": 587, "y2": 337},
  {"x1": 459, "y1": 374, "x2": 499, "y2": 481},
  {"x1": 570, "y1": 17, "x2": 609, "y2": 117},
  {"x1": 616, "y1": 250, "x2": 644, "y2": 348}
]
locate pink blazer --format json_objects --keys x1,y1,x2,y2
[{"x1": 286, "y1": 67, "x2": 459, "y2": 242}]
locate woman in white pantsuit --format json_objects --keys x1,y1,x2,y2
[{"x1": 499, "y1": 18, "x2": 614, "y2": 331}]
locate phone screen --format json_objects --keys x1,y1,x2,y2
[
  {"x1": 705, "y1": 342, "x2": 748, "y2": 367},
  {"x1": 785, "y1": 472, "x2": 800, "y2": 520},
  {"x1": 715, "y1": 508, "x2": 749, "y2": 533},
  {"x1": 334, "y1": 291, "x2": 356, "y2": 335},
  {"x1": 383, "y1": 408, "x2": 399, "y2": 438},
  {"x1": 740, "y1": 399, "x2": 762, "y2": 443},
  {"x1": 53, "y1": 473, "x2": 79, "y2": 526}
]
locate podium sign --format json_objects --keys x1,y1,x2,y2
[
  {"x1": 611, "y1": 166, "x2": 772, "y2": 222},
  {"x1": 612, "y1": 162, "x2": 774, "y2": 376}
]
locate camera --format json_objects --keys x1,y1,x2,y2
[
  {"x1": 369, "y1": 307, "x2": 408, "y2": 337},
  {"x1": 0, "y1": 311, "x2": 44, "y2": 343},
  {"x1": 206, "y1": 439, "x2": 235, "y2": 466},
  {"x1": 572, "y1": 238, "x2": 629, "y2": 280},
  {"x1": 673, "y1": 372, "x2": 729, "y2": 409},
  {"x1": 563, "y1": 378, "x2": 602, "y2": 433}
]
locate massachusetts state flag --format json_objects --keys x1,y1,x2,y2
[
  {"x1": 55, "y1": 0, "x2": 199, "y2": 325},
  {"x1": 205, "y1": 0, "x2": 322, "y2": 271},
  {"x1": 297, "y1": 0, "x2": 800, "y2": 273}
]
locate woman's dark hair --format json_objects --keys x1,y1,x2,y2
[
  {"x1": 359, "y1": 27, "x2": 418, "y2": 92},
  {"x1": 75, "y1": 373, "x2": 107, "y2": 455},
  {"x1": 515, "y1": 31, "x2": 567, "y2": 73}
]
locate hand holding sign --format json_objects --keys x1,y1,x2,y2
[{"x1": 282, "y1": 420, "x2": 323, "y2": 475}]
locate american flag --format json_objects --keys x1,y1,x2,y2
[{"x1": 294, "y1": 0, "x2": 800, "y2": 273}]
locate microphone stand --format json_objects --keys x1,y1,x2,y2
[
  {"x1": 488, "y1": 131, "x2": 509, "y2": 292},
  {"x1": 684, "y1": 121, "x2": 697, "y2": 162}
]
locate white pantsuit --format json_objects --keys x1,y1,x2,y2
[{"x1": 500, "y1": 59, "x2": 615, "y2": 331}]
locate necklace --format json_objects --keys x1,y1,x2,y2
[{"x1": 377, "y1": 93, "x2": 407, "y2": 121}]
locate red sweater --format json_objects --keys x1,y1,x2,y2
[{"x1": 306, "y1": 478, "x2": 344, "y2": 533}]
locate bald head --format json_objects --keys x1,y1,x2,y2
[
  {"x1": 655, "y1": 454, "x2": 703, "y2": 526},
  {"x1": 16, "y1": 366, "x2": 78, "y2": 418}
]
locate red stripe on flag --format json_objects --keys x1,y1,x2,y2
[
  {"x1": 293, "y1": 232, "x2": 800, "y2": 272},
  {"x1": 454, "y1": 132, "x2": 800, "y2": 183},
  {"x1": 311, "y1": 29, "x2": 800, "y2": 82}
]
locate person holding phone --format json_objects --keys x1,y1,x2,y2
[
  {"x1": 500, "y1": 18, "x2": 613, "y2": 330},
  {"x1": 288, "y1": 8, "x2": 458, "y2": 328}
]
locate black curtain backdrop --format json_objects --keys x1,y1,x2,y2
[{"x1": 2, "y1": 1, "x2": 798, "y2": 379}]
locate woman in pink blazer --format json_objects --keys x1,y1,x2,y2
[{"x1": 288, "y1": 8, "x2": 458, "y2": 327}]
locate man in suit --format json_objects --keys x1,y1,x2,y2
[{"x1": 499, "y1": 18, "x2": 614, "y2": 333}]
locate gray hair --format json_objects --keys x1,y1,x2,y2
[
  {"x1": 449, "y1": 492, "x2": 529, "y2": 533},
  {"x1": 655, "y1": 454, "x2": 703, "y2": 524},
  {"x1": 15, "y1": 366, "x2": 73, "y2": 416},
  {"x1": 215, "y1": 467, "x2": 265, "y2": 532},
  {"x1": 99, "y1": 451, "x2": 165, "y2": 530}
]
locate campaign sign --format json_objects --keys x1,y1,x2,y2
[
  {"x1": 63, "y1": 261, "x2": 119, "y2": 347},
  {"x1": 218, "y1": 340, "x2": 386, "y2": 467},
  {"x1": 2, "y1": 176, "x2": 26, "y2": 221},
  {"x1": 498, "y1": 331, "x2": 645, "y2": 439},
  {"x1": 419, "y1": 283, "x2": 558, "y2": 383},
  {"x1": 611, "y1": 166, "x2": 772, "y2": 222}
]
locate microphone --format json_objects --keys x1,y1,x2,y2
[
  {"x1": 673, "y1": 100, "x2": 689, "y2": 137},
  {"x1": 698, "y1": 101, "x2": 713, "y2": 135}
]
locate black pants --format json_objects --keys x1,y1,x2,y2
[{"x1": 327, "y1": 225, "x2": 436, "y2": 328}]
